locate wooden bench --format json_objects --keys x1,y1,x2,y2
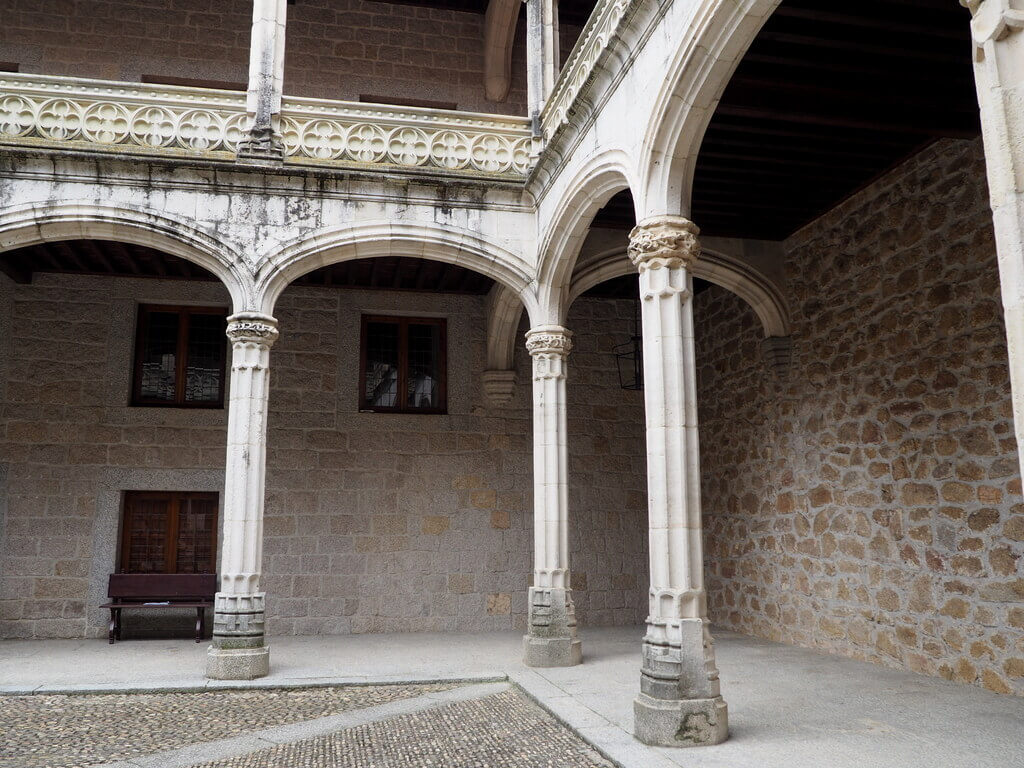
[{"x1": 99, "y1": 573, "x2": 216, "y2": 644}]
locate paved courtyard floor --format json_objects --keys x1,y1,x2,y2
[{"x1": 2, "y1": 626, "x2": 1023, "y2": 768}]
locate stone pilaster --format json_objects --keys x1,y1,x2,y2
[
  {"x1": 628, "y1": 216, "x2": 728, "y2": 747},
  {"x1": 523, "y1": 325, "x2": 582, "y2": 667},
  {"x1": 962, "y1": 0, "x2": 1024, "y2": 482},
  {"x1": 207, "y1": 313, "x2": 278, "y2": 680},
  {"x1": 237, "y1": 0, "x2": 287, "y2": 162}
]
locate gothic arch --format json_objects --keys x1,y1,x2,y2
[
  {"x1": 568, "y1": 245, "x2": 790, "y2": 338},
  {"x1": 639, "y1": 0, "x2": 781, "y2": 217},
  {"x1": 534, "y1": 153, "x2": 639, "y2": 325},
  {"x1": 0, "y1": 201, "x2": 252, "y2": 310},
  {"x1": 255, "y1": 221, "x2": 540, "y2": 322}
]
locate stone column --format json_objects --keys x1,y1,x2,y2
[
  {"x1": 238, "y1": 0, "x2": 287, "y2": 161},
  {"x1": 523, "y1": 325, "x2": 582, "y2": 667},
  {"x1": 962, "y1": 0, "x2": 1024, "y2": 481},
  {"x1": 525, "y1": 0, "x2": 559, "y2": 124},
  {"x1": 207, "y1": 312, "x2": 278, "y2": 680},
  {"x1": 629, "y1": 216, "x2": 728, "y2": 747}
]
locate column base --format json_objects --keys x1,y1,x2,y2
[
  {"x1": 633, "y1": 692, "x2": 728, "y2": 747},
  {"x1": 206, "y1": 645, "x2": 270, "y2": 680},
  {"x1": 236, "y1": 127, "x2": 284, "y2": 164},
  {"x1": 523, "y1": 586, "x2": 582, "y2": 667},
  {"x1": 523, "y1": 633, "x2": 582, "y2": 667}
]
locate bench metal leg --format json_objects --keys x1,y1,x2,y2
[
  {"x1": 196, "y1": 607, "x2": 204, "y2": 643},
  {"x1": 108, "y1": 608, "x2": 120, "y2": 644}
]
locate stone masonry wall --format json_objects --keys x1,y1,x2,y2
[
  {"x1": 0, "y1": 269, "x2": 645, "y2": 638},
  {"x1": 698, "y1": 137, "x2": 1024, "y2": 696},
  {"x1": 0, "y1": 0, "x2": 588, "y2": 115}
]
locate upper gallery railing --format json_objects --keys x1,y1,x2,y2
[
  {"x1": 0, "y1": 73, "x2": 538, "y2": 180},
  {"x1": 541, "y1": 0, "x2": 634, "y2": 140}
]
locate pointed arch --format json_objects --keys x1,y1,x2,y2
[
  {"x1": 534, "y1": 152, "x2": 638, "y2": 325},
  {"x1": 254, "y1": 220, "x2": 540, "y2": 323},
  {"x1": 639, "y1": 0, "x2": 780, "y2": 218},
  {"x1": 568, "y1": 245, "x2": 789, "y2": 338}
]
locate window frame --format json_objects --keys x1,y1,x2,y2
[
  {"x1": 131, "y1": 304, "x2": 228, "y2": 408},
  {"x1": 359, "y1": 315, "x2": 448, "y2": 414},
  {"x1": 118, "y1": 491, "x2": 219, "y2": 575}
]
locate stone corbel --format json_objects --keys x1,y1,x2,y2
[{"x1": 761, "y1": 335, "x2": 793, "y2": 379}]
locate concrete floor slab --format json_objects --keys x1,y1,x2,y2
[{"x1": 2, "y1": 627, "x2": 1022, "y2": 768}]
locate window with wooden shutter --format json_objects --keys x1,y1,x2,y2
[
  {"x1": 120, "y1": 492, "x2": 218, "y2": 574},
  {"x1": 132, "y1": 305, "x2": 227, "y2": 407},
  {"x1": 359, "y1": 316, "x2": 447, "y2": 413}
]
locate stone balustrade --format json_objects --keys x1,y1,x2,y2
[
  {"x1": 0, "y1": 72, "x2": 539, "y2": 180},
  {"x1": 540, "y1": 0, "x2": 635, "y2": 140}
]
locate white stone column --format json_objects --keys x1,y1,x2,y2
[
  {"x1": 238, "y1": 0, "x2": 287, "y2": 161},
  {"x1": 962, "y1": 0, "x2": 1024, "y2": 481},
  {"x1": 523, "y1": 325, "x2": 582, "y2": 667},
  {"x1": 629, "y1": 216, "x2": 727, "y2": 747},
  {"x1": 207, "y1": 312, "x2": 278, "y2": 680},
  {"x1": 525, "y1": 0, "x2": 559, "y2": 123}
]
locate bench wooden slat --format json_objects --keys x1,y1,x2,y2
[
  {"x1": 107, "y1": 573, "x2": 216, "y2": 600},
  {"x1": 103, "y1": 573, "x2": 217, "y2": 644}
]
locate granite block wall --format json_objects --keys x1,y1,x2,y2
[
  {"x1": 0, "y1": 270, "x2": 647, "y2": 638},
  {"x1": 0, "y1": 0, "x2": 584, "y2": 115},
  {"x1": 699, "y1": 137, "x2": 1024, "y2": 696}
]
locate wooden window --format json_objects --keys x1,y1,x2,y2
[
  {"x1": 132, "y1": 305, "x2": 227, "y2": 407},
  {"x1": 120, "y1": 492, "x2": 218, "y2": 574},
  {"x1": 359, "y1": 316, "x2": 447, "y2": 413}
]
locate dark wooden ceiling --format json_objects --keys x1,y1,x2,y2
[
  {"x1": 362, "y1": 0, "x2": 597, "y2": 25},
  {"x1": 0, "y1": 241, "x2": 494, "y2": 295},
  {"x1": 594, "y1": 0, "x2": 980, "y2": 240}
]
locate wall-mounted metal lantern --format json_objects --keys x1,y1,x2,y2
[{"x1": 614, "y1": 296, "x2": 643, "y2": 390}]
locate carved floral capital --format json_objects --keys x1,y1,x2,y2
[
  {"x1": 628, "y1": 215, "x2": 701, "y2": 271},
  {"x1": 525, "y1": 325, "x2": 573, "y2": 357},
  {"x1": 227, "y1": 312, "x2": 279, "y2": 347}
]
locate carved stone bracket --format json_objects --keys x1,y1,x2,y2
[
  {"x1": 761, "y1": 335, "x2": 793, "y2": 379},
  {"x1": 482, "y1": 369, "x2": 517, "y2": 407}
]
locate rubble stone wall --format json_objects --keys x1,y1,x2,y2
[{"x1": 699, "y1": 137, "x2": 1024, "y2": 696}]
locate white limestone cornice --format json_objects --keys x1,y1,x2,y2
[{"x1": 628, "y1": 215, "x2": 701, "y2": 271}]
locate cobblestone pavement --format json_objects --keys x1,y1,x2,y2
[
  {"x1": 0, "y1": 683, "x2": 459, "y2": 768},
  {"x1": 190, "y1": 688, "x2": 613, "y2": 768}
]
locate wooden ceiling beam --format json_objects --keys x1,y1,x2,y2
[
  {"x1": 0, "y1": 253, "x2": 32, "y2": 284},
  {"x1": 712, "y1": 105, "x2": 977, "y2": 140}
]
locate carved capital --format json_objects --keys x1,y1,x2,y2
[
  {"x1": 525, "y1": 325, "x2": 573, "y2": 357},
  {"x1": 628, "y1": 216, "x2": 701, "y2": 271},
  {"x1": 227, "y1": 312, "x2": 279, "y2": 347},
  {"x1": 962, "y1": 0, "x2": 1024, "y2": 46}
]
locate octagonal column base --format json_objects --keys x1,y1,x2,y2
[
  {"x1": 523, "y1": 633, "x2": 582, "y2": 667},
  {"x1": 206, "y1": 645, "x2": 270, "y2": 680},
  {"x1": 633, "y1": 692, "x2": 728, "y2": 747}
]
